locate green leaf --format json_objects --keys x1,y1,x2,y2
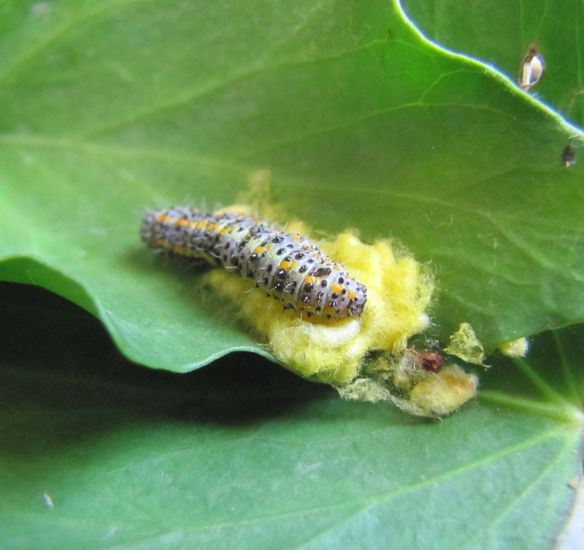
[
  {"x1": 0, "y1": 283, "x2": 582, "y2": 549},
  {"x1": 0, "y1": 0, "x2": 583, "y2": 372},
  {"x1": 2, "y1": 4, "x2": 582, "y2": 546},
  {"x1": 401, "y1": 0, "x2": 584, "y2": 127}
]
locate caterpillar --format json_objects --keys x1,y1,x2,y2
[{"x1": 140, "y1": 207, "x2": 367, "y2": 320}]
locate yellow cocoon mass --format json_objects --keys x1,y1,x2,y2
[{"x1": 205, "y1": 223, "x2": 434, "y2": 386}]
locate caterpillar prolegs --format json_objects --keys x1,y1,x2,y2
[{"x1": 140, "y1": 207, "x2": 367, "y2": 320}]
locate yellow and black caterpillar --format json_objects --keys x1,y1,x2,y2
[{"x1": 141, "y1": 207, "x2": 367, "y2": 320}]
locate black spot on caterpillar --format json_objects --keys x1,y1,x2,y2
[{"x1": 140, "y1": 207, "x2": 367, "y2": 320}]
